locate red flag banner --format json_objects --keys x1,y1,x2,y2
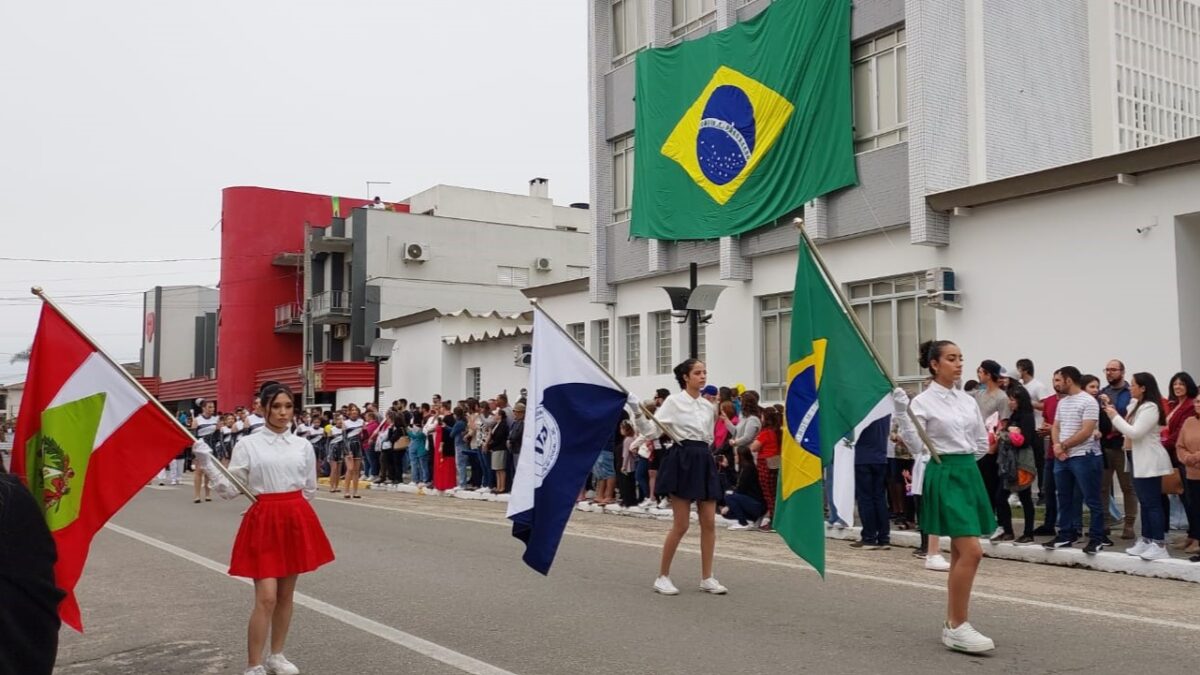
[{"x1": 12, "y1": 299, "x2": 194, "y2": 632}]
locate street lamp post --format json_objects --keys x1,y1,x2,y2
[{"x1": 661, "y1": 262, "x2": 727, "y2": 360}]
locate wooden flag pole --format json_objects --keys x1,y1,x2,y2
[
  {"x1": 789, "y1": 225, "x2": 942, "y2": 463},
  {"x1": 30, "y1": 287, "x2": 258, "y2": 502}
]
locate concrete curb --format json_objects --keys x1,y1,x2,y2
[{"x1": 362, "y1": 481, "x2": 1200, "y2": 584}]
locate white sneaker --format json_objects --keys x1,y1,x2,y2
[
  {"x1": 244, "y1": 667, "x2": 268, "y2": 675},
  {"x1": 1139, "y1": 542, "x2": 1170, "y2": 561},
  {"x1": 653, "y1": 575, "x2": 680, "y2": 595},
  {"x1": 942, "y1": 621, "x2": 995, "y2": 653},
  {"x1": 699, "y1": 577, "x2": 728, "y2": 594},
  {"x1": 727, "y1": 522, "x2": 754, "y2": 531},
  {"x1": 1126, "y1": 538, "x2": 1150, "y2": 557},
  {"x1": 925, "y1": 554, "x2": 951, "y2": 572},
  {"x1": 264, "y1": 653, "x2": 299, "y2": 675}
]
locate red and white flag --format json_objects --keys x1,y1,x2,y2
[{"x1": 12, "y1": 299, "x2": 193, "y2": 632}]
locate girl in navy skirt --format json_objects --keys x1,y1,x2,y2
[
  {"x1": 193, "y1": 382, "x2": 335, "y2": 675},
  {"x1": 630, "y1": 358, "x2": 727, "y2": 596}
]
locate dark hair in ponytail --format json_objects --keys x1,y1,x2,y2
[
  {"x1": 918, "y1": 340, "x2": 956, "y2": 375},
  {"x1": 258, "y1": 380, "x2": 295, "y2": 410},
  {"x1": 673, "y1": 358, "x2": 703, "y2": 389}
]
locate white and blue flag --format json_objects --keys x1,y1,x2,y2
[{"x1": 507, "y1": 306, "x2": 628, "y2": 574}]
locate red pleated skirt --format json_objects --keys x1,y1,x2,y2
[{"x1": 228, "y1": 491, "x2": 335, "y2": 579}]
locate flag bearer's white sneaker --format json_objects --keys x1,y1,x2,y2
[
  {"x1": 264, "y1": 653, "x2": 300, "y2": 675},
  {"x1": 1126, "y1": 538, "x2": 1150, "y2": 557},
  {"x1": 699, "y1": 577, "x2": 728, "y2": 594},
  {"x1": 727, "y1": 522, "x2": 754, "y2": 531},
  {"x1": 925, "y1": 554, "x2": 951, "y2": 572},
  {"x1": 244, "y1": 667, "x2": 267, "y2": 675},
  {"x1": 942, "y1": 621, "x2": 995, "y2": 653},
  {"x1": 653, "y1": 575, "x2": 680, "y2": 595}
]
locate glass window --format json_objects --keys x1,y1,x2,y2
[
  {"x1": 852, "y1": 27, "x2": 908, "y2": 153},
  {"x1": 466, "y1": 367, "x2": 481, "y2": 399},
  {"x1": 497, "y1": 265, "x2": 530, "y2": 288},
  {"x1": 760, "y1": 293, "x2": 793, "y2": 402},
  {"x1": 672, "y1": 0, "x2": 717, "y2": 38},
  {"x1": 567, "y1": 322, "x2": 585, "y2": 348},
  {"x1": 653, "y1": 311, "x2": 673, "y2": 374},
  {"x1": 592, "y1": 319, "x2": 610, "y2": 369},
  {"x1": 613, "y1": 135, "x2": 635, "y2": 218},
  {"x1": 612, "y1": 0, "x2": 648, "y2": 67},
  {"x1": 846, "y1": 272, "x2": 936, "y2": 384},
  {"x1": 623, "y1": 315, "x2": 641, "y2": 377}
]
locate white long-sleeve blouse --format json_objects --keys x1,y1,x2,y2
[{"x1": 208, "y1": 427, "x2": 318, "y2": 501}]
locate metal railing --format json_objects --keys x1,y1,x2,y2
[
  {"x1": 274, "y1": 302, "x2": 303, "y2": 329},
  {"x1": 311, "y1": 290, "x2": 351, "y2": 318}
]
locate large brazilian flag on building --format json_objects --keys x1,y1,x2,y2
[
  {"x1": 776, "y1": 236, "x2": 892, "y2": 576},
  {"x1": 631, "y1": 0, "x2": 856, "y2": 240}
]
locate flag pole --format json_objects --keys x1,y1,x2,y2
[
  {"x1": 29, "y1": 287, "x2": 258, "y2": 501},
  {"x1": 789, "y1": 224, "x2": 942, "y2": 462},
  {"x1": 527, "y1": 300, "x2": 682, "y2": 444}
]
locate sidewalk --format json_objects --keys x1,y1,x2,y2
[{"x1": 351, "y1": 479, "x2": 1200, "y2": 584}]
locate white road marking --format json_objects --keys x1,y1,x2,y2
[
  {"x1": 104, "y1": 523, "x2": 519, "y2": 675},
  {"x1": 316, "y1": 497, "x2": 1200, "y2": 634}
]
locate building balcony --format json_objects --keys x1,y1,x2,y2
[
  {"x1": 310, "y1": 227, "x2": 353, "y2": 254},
  {"x1": 274, "y1": 302, "x2": 304, "y2": 333},
  {"x1": 272, "y1": 251, "x2": 303, "y2": 267},
  {"x1": 311, "y1": 290, "x2": 351, "y2": 324}
]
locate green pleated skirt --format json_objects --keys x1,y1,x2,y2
[{"x1": 920, "y1": 453, "x2": 997, "y2": 537}]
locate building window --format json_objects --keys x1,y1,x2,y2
[
  {"x1": 852, "y1": 27, "x2": 907, "y2": 153},
  {"x1": 696, "y1": 323, "x2": 707, "y2": 363},
  {"x1": 1113, "y1": 0, "x2": 1200, "y2": 150},
  {"x1": 613, "y1": 135, "x2": 635, "y2": 219},
  {"x1": 672, "y1": 0, "x2": 717, "y2": 38},
  {"x1": 592, "y1": 319, "x2": 611, "y2": 369},
  {"x1": 497, "y1": 265, "x2": 530, "y2": 287},
  {"x1": 567, "y1": 322, "x2": 586, "y2": 348},
  {"x1": 622, "y1": 315, "x2": 641, "y2": 376},
  {"x1": 760, "y1": 293, "x2": 793, "y2": 402},
  {"x1": 466, "y1": 367, "x2": 481, "y2": 400},
  {"x1": 847, "y1": 273, "x2": 936, "y2": 383},
  {"x1": 612, "y1": 0, "x2": 648, "y2": 67},
  {"x1": 652, "y1": 311, "x2": 673, "y2": 375}
]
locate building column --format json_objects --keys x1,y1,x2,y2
[{"x1": 589, "y1": 1, "x2": 618, "y2": 303}]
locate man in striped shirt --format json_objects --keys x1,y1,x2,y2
[{"x1": 1046, "y1": 366, "x2": 1112, "y2": 554}]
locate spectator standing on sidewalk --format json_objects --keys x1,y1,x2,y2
[
  {"x1": 991, "y1": 384, "x2": 1038, "y2": 543},
  {"x1": 1104, "y1": 373, "x2": 1174, "y2": 560},
  {"x1": 1100, "y1": 360, "x2": 1137, "y2": 539},
  {"x1": 973, "y1": 360, "x2": 1008, "y2": 515},
  {"x1": 1164, "y1": 372, "x2": 1198, "y2": 549},
  {"x1": 850, "y1": 415, "x2": 892, "y2": 550},
  {"x1": 1173, "y1": 393, "x2": 1200, "y2": 558},
  {"x1": 1046, "y1": 367, "x2": 1112, "y2": 554}
]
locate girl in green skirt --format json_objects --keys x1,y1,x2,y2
[{"x1": 894, "y1": 340, "x2": 997, "y2": 654}]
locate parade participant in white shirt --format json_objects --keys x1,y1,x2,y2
[
  {"x1": 629, "y1": 358, "x2": 727, "y2": 596},
  {"x1": 191, "y1": 400, "x2": 218, "y2": 504},
  {"x1": 341, "y1": 404, "x2": 365, "y2": 499},
  {"x1": 894, "y1": 340, "x2": 997, "y2": 654},
  {"x1": 192, "y1": 381, "x2": 334, "y2": 675},
  {"x1": 327, "y1": 412, "x2": 345, "y2": 493},
  {"x1": 245, "y1": 396, "x2": 266, "y2": 435}
]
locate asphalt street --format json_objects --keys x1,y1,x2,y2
[{"x1": 55, "y1": 483, "x2": 1200, "y2": 675}]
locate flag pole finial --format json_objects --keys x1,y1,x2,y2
[{"x1": 32, "y1": 286, "x2": 44, "y2": 296}]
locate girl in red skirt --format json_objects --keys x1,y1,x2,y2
[{"x1": 194, "y1": 381, "x2": 335, "y2": 675}]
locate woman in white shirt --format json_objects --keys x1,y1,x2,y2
[
  {"x1": 895, "y1": 340, "x2": 996, "y2": 654},
  {"x1": 1103, "y1": 372, "x2": 1174, "y2": 560},
  {"x1": 192, "y1": 381, "x2": 334, "y2": 675},
  {"x1": 630, "y1": 358, "x2": 727, "y2": 597},
  {"x1": 341, "y1": 404, "x2": 365, "y2": 500}
]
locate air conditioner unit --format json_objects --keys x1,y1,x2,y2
[
  {"x1": 925, "y1": 267, "x2": 962, "y2": 310},
  {"x1": 514, "y1": 343, "x2": 532, "y2": 367},
  {"x1": 332, "y1": 324, "x2": 350, "y2": 340},
  {"x1": 534, "y1": 257, "x2": 552, "y2": 272},
  {"x1": 403, "y1": 242, "x2": 431, "y2": 262}
]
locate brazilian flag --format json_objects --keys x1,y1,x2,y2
[
  {"x1": 775, "y1": 235, "x2": 892, "y2": 576},
  {"x1": 631, "y1": 0, "x2": 856, "y2": 240}
]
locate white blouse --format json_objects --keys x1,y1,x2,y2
[
  {"x1": 208, "y1": 427, "x2": 317, "y2": 501},
  {"x1": 895, "y1": 381, "x2": 989, "y2": 459},
  {"x1": 633, "y1": 390, "x2": 715, "y2": 444}
]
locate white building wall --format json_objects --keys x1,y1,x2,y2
[
  {"x1": 4, "y1": 386, "x2": 23, "y2": 421},
  {"x1": 405, "y1": 184, "x2": 590, "y2": 232},
  {"x1": 142, "y1": 286, "x2": 218, "y2": 381}
]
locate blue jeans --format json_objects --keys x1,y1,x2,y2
[
  {"x1": 479, "y1": 450, "x2": 495, "y2": 488},
  {"x1": 724, "y1": 492, "x2": 765, "y2": 525},
  {"x1": 855, "y1": 463, "x2": 891, "y2": 545},
  {"x1": 1054, "y1": 453, "x2": 1105, "y2": 541},
  {"x1": 455, "y1": 445, "x2": 471, "y2": 488},
  {"x1": 412, "y1": 454, "x2": 430, "y2": 484},
  {"x1": 635, "y1": 457, "x2": 650, "y2": 502},
  {"x1": 1133, "y1": 476, "x2": 1166, "y2": 541}
]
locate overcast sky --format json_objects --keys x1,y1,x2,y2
[{"x1": 0, "y1": 0, "x2": 589, "y2": 386}]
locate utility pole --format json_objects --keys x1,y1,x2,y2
[
  {"x1": 302, "y1": 220, "x2": 314, "y2": 407},
  {"x1": 688, "y1": 263, "x2": 699, "y2": 359}
]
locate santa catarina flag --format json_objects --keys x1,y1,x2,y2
[
  {"x1": 12, "y1": 300, "x2": 194, "y2": 632},
  {"x1": 631, "y1": 0, "x2": 856, "y2": 240},
  {"x1": 507, "y1": 306, "x2": 627, "y2": 575},
  {"x1": 774, "y1": 236, "x2": 891, "y2": 576}
]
